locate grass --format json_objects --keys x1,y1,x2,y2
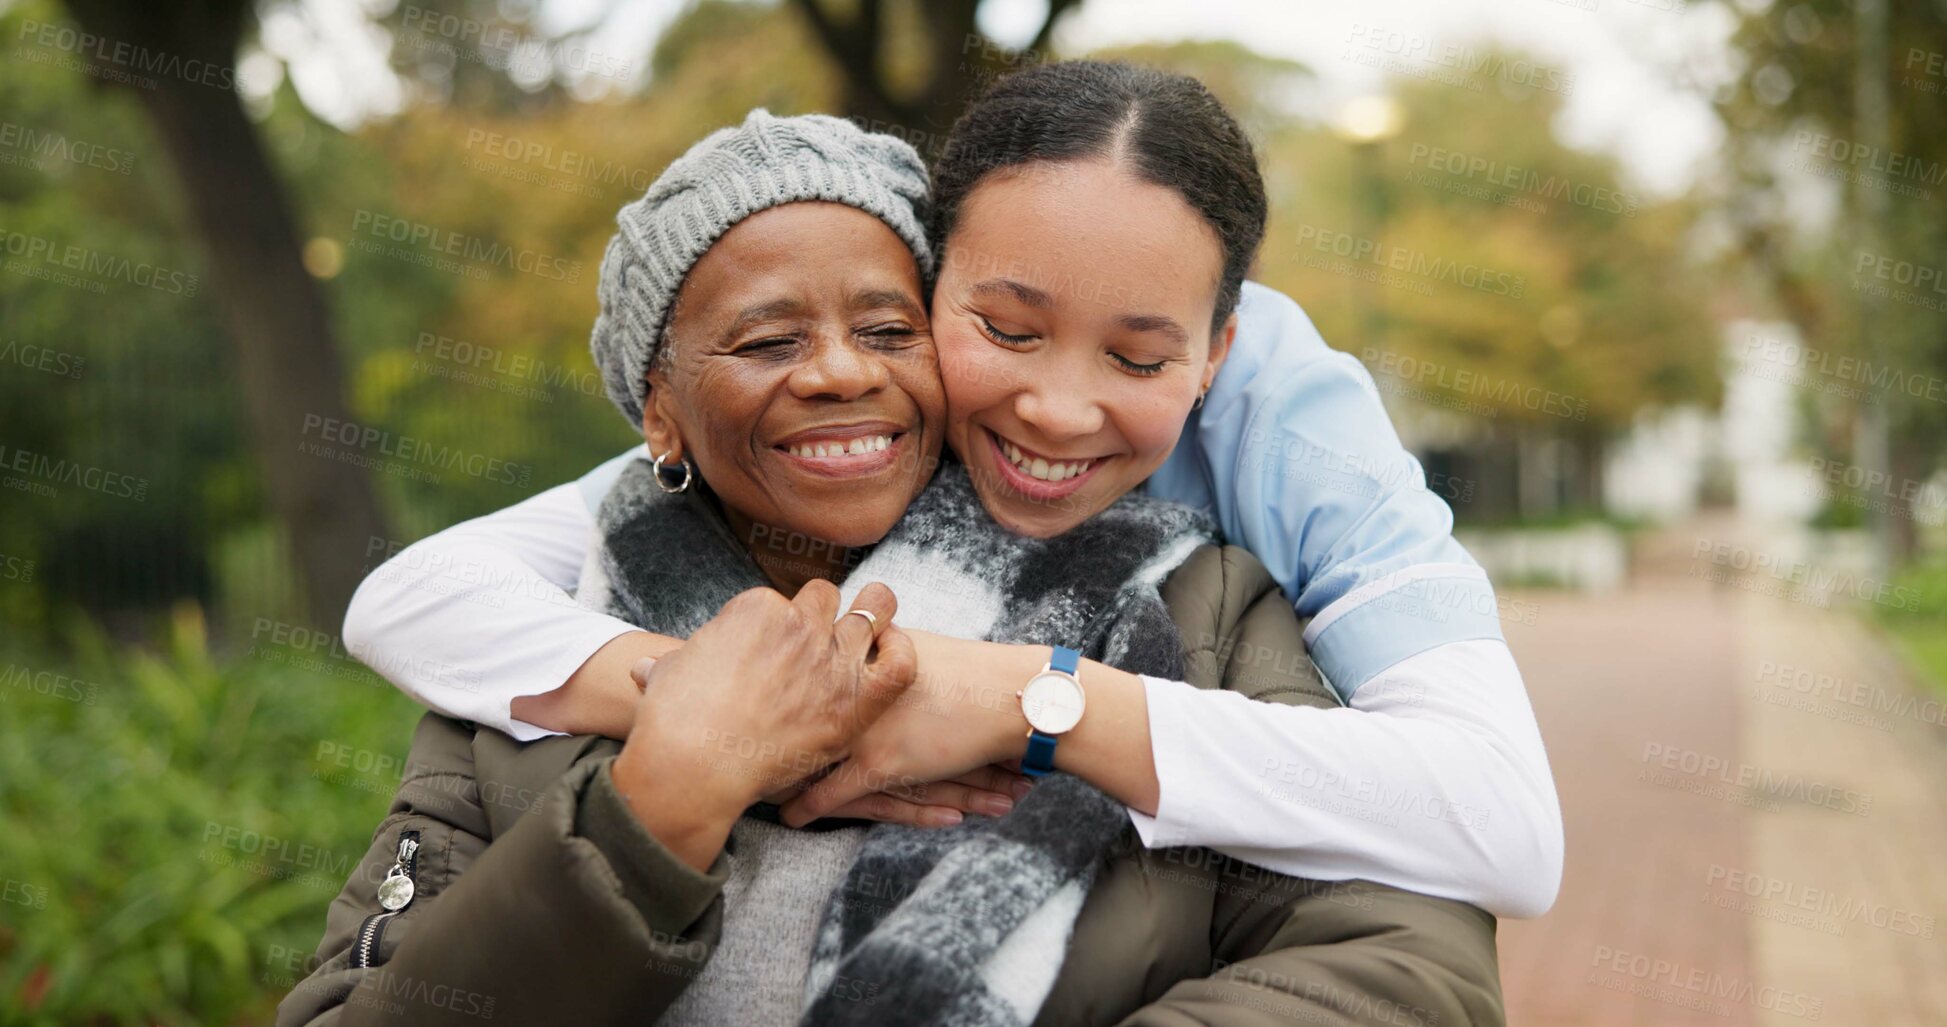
[
  {"x1": 1875, "y1": 559, "x2": 1947, "y2": 699},
  {"x1": 0, "y1": 607, "x2": 422, "y2": 1025},
  {"x1": 1884, "y1": 621, "x2": 1947, "y2": 699}
]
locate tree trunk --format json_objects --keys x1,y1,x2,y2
[
  {"x1": 792, "y1": 0, "x2": 1083, "y2": 140},
  {"x1": 1887, "y1": 431, "x2": 1926, "y2": 562},
  {"x1": 63, "y1": 0, "x2": 391, "y2": 625}
]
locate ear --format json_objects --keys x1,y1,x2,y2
[
  {"x1": 640, "y1": 373, "x2": 684, "y2": 463},
  {"x1": 1202, "y1": 312, "x2": 1238, "y2": 394}
]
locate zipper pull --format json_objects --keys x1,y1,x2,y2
[{"x1": 377, "y1": 834, "x2": 419, "y2": 911}]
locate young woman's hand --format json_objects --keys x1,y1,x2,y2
[
  {"x1": 759, "y1": 764, "x2": 1027, "y2": 828},
  {"x1": 780, "y1": 629, "x2": 1040, "y2": 828},
  {"x1": 779, "y1": 628, "x2": 1160, "y2": 828},
  {"x1": 610, "y1": 580, "x2": 915, "y2": 868}
]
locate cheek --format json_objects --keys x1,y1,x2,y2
[
  {"x1": 1108, "y1": 387, "x2": 1195, "y2": 465},
  {"x1": 682, "y1": 368, "x2": 766, "y2": 461},
  {"x1": 936, "y1": 324, "x2": 1019, "y2": 419},
  {"x1": 887, "y1": 349, "x2": 946, "y2": 427}
]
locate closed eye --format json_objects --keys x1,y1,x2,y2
[
  {"x1": 738, "y1": 336, "x2": 800, "y2": 356},
  {"x1": 977, "y1": 317, "x2": 1036, "y2": 346},
  {"x1": 1111, "y1": 353, "x2": 1166, "y2": 376},
  {"x1": 859, "y1": 322, "x2": 919, "y2": 345}
]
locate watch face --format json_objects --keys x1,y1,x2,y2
[{"x1": 1021, "y1": 672, "x2": 1085, "y2": 734}]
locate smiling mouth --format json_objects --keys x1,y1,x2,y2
[
  {"x1": 773, "y1": 425, "x2": 908, "y2": 479},
  {"x1": 983, "y1": 428, "x2": 1107, "y2": 500},
  {"x1": 783, "y1": 434, "x2": 893, "y2": 459}
]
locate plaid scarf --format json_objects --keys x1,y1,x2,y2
[{"x1": 580, "y1": 459, "x2": 1214, "y2": 1027}]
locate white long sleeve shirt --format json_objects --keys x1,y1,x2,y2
[{"x1": 344, "y1": 282, "x2": 1563, "y2": 917}]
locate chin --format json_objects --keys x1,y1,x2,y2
[
  {"x1": 822, "y1": 511, "x2": 904, "y2": 550},
  {"x1": 984, "y1": 495, "x2": 1092, "y2": 540}
]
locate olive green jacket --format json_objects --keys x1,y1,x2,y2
[{"x1": 277, "y1": 545, "x2": 1504, "y2": 1027}]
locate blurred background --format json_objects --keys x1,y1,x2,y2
[{"x1": 1, "y1": 0, "x2": 1943, "y2": 1022}]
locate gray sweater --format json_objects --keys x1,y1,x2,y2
[{"x1": 654, "y1": 818, "x2": 864, "y2": 1026}]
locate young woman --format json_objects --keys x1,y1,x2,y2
[
  {"x1": 345, "y1": 61, "x2": 1563, "y2": 918},
  {"x1": 281, "y1": 105, "x2": 1502, "y2": 1027}
]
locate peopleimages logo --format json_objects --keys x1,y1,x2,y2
[
  {"x1": 462, "y1": 130, "x2": 654, "y2": 193},
  {"x1": 1344, "y1": 24, "x2": 1576, "y2": 96},
  {"x1": 298, "y1": 413, "x2": 534, "y2": 488},
  {"x1": 0, "y1": 228, "x2": 198, "y2": 296},
  {"x1": 0, "y1": 444, "x2": 149, "y2": 501},
  {"x1": 1640, "y1": 742, "x2": 1873, "y2": 815},
  {"x1": 1705, "y1": 864, "x2": 1935, "y2": 939},
  {"x1": 350, "y1": 210, "x2": 582, "y2": 284},
  {"x1": 1362, "y1": 347, "x2": 1589, "y2": 421},
  {"x1": 1689, "y1": 538, "x2": 1920, "y2": 611},
  {"x1": 1406, "y1": 144, "x2": 1639, "y2": 217},
  {"x1": 1294, "y1": 225, "x2": 1526, "y2": 298},
  {"x1": 0, "y1": 121, "x2": 135, "y2": 175},
  {"x1": 1587, "y1": 946, "x2": 1822, "y2": 1021},
  {"x1": 15, "y1": 19, "x2": 238, "y2": 91}
]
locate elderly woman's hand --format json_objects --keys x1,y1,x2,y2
[{"x1": 609, "y1": 580, "x2": 915, "y2": 869}]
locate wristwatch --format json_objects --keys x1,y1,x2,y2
[{"x1": 1018, "y1": 645, "x2": 1086, "y2": 778}]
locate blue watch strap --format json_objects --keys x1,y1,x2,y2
[
  {"x1": 1022, "y1": 731, "x2": 1059, "y2": 778},
  {"x1": 1021, "y1": 646, "x2": 1081, "y2": 778}
]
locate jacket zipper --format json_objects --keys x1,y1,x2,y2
[{"x1": 351, "y1": 831, "x2": 420, "y2": 969}]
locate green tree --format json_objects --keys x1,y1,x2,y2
[
  {"x1": 49, "y1": 0, "x2": 391, "y2": 625},
  {"x1": 1711, "y1": 0, "x2": 1947, "y2": 556},
  {"x1": 1249, "y1": 66, "x2": 1720, "y2": 517}
]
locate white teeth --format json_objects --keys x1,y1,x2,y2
[
  {"x1": 996, "y1": 436, "x2": 1093, "y2": 482},
  {"x1": 786, "y1": 435, "x2": 892, "y2": 459}
]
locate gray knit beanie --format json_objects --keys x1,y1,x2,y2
[{"x1": 590, "y1": 109, "x2": 933, "y2": 428}]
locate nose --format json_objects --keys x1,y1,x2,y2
[
  {"x1": 1013, "y1": 379, "x2": 1106, "y2": 442},
  {"x1": 788, "y1": 333, "x2": 888, "y2": 402}
]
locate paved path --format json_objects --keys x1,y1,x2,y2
[{"x1": 1496, "y1": 519, "x2": 1947, "y2": 1026}]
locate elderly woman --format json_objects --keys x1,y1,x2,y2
[{"x1": 281, "y1": 105, "x2": 1501, "y2": 1026}]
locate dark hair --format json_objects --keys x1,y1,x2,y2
[{"x1": 930, "y1": 60, "x2": 1267, "y2": 335}]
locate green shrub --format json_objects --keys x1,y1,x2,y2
[
  {"x1": 0, "y1": 607, "x2": 421, "y2": 1025},
  {"x1": 1883, "y1": 559, "x2": 1947, "y2": 620},
  {"x1": 1877, "y1": 559, "x2": 1947, "y2": 698}
]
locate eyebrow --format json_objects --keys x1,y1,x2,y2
[
  {"x1": 850, "y1": 288, "x2": 924, "y2": 320},
  {"x1": 972, "y1": 278, "x2": 1189, "y2": 346},
  {"x1": 1116, "y1": 313, "x2": 1190, "y2": 347},
  {"x1": 970, "y1": 278, "x2": 1054, "y2": 309},
  {"x1": 716, "y1": 298, "x2": 806, "y2": 344}
]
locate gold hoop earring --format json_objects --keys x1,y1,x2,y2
[{"x1": 651, "y1": 450, "x2": 693, "y2": 493}]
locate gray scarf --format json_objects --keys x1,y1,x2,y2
[{"x1": 580, "y1": 459, "x2": 1214, "y2": 1027}]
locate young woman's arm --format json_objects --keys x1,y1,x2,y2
[
  {"x1": 340, "y1": 454, "x2": 665, "y2": 741},
  {"x1": 783, "y1": 568, "x2": 1561, "y2": 919},
  {"x1": 1156, "y1": 281, "x2": 1564, "y2": 915},
  {"x1": 349, "y1": 480, "x2": 1558, "y2": 915}
]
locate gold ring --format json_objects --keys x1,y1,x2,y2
[{"x1": 841, "y1": 608, "x2": 878, "y2": 630}]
